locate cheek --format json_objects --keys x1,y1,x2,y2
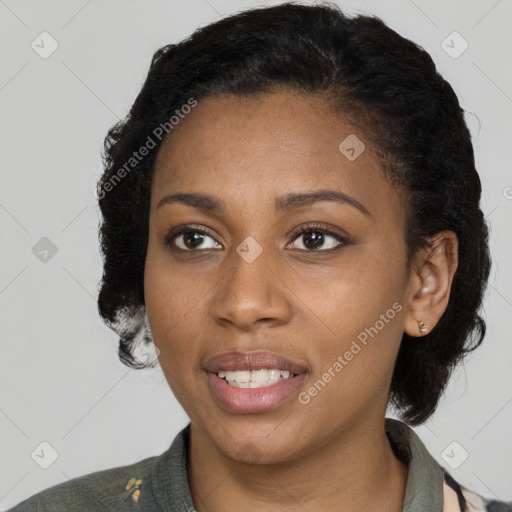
[
  {"x1": 296, "y1": 246, "x2": 407, "y2": 395},
  {"x1": 144, "y1": 235, "x2": 207, "y2": 319},
  {"x1": 144, "y1": 257, "x2": 209, "y2": 412},
  {"x1": 297, "y1": 279, "x2": 405, "y2": 423},
  {"x1": 144, "y1": 248, "x2": 202, "y2": 362},
  {"x1": 297, "y1": 244, "x2": 406, "y2": 337}
]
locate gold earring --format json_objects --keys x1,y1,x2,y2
[{"x1": 417, "y1": 320, "x2": 427, "y2": 334}]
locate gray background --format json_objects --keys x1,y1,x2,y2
[{"x1": 1, "y1": 0, "x2": 511, "y2": 508}]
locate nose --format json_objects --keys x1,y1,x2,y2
[{"x1": 210, "y1": 243, "x2": 293, "y2": 332}]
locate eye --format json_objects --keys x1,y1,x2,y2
[
  {"x1": 164, "y1": 226, "x2": 222, "y2": 251},
  {"x1": 287, "y1": 223, "x2": 348, "y2": 253},
  {"x1": 163, "y1": 222, "x2": 349, "y2": 254}
]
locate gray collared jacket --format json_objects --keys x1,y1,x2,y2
[{"x1": 7, "y1": 418, "x2": 512, "y2": 511}]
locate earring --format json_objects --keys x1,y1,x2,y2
[{"x1": 417, "y1": 320, "x2": 427, "y2": 334}]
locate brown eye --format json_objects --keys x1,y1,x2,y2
[
  {"x1": 164, "y1": 227, "x2": 222, "y2": 251},
  {"x1": 301, "y1": 231, "x2": 325, "y2": 250},
  {"x1": 288, "y1": 224, "x2": 349, "y2": 253}
]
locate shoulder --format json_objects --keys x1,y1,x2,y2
[
  {"x1": 384, "y1": 418, "x2": 511, "y2": 512},
  {"x1": 7, "y1": 453, "x2": 160, "y2": 512}
]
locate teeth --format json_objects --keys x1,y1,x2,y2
[
  {"x1": 269, "y1": 369, "x2": 280, "y2": 381},
  {"x1": 216, "y1": 368, "x2": 297, "y2": 388},
  {"x1": 225, "y1": 370, "x2": 250, "y2": 383},
  {"x1": 251, "y1": 369, "x2": 269, "y2": 383}
]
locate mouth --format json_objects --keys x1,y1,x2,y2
[
  {"x1": 206, "y1": 369, "x2": 307, "y2": 414},
  {"x1": 204, "y1": 351, "x2": 308, "y2": 413},
  {"x1": 216, "y1": 368, "x2": 298, "y2": 388}
]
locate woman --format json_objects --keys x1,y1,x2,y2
[{"x1": 9, "y1": 2, "x2": 511, "y2": 511}]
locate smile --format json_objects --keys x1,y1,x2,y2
[{"x1": 217, "y1": 368, "x2": 297, "y2": 388}]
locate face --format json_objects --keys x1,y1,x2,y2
[{"x1": 144, "y1": 91, "x2": 412, "y2": 464}]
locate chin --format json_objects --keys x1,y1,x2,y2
[{"x1": 211, "y1": 424, "x2": 305, "y2": 466}]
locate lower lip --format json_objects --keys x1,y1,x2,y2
[{"x1": 207, "y1": 372, "x2": 307, "y2": 414}]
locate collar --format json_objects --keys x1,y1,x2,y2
[
  {"x1": 385, "y1": 417, "x2": 444, "y2": 511},
  {"x1": 150, "y1": 417, "x2": 444, "y2": 511}
]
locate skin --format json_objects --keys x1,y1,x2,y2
[{"x1": 144, "y1": 91, "x2": 459, "y2": 512}]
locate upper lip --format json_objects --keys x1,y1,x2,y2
[{"x1": 204, "y1": 351, "x2": 308, "y2": 374}]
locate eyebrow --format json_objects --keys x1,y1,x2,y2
[{"x1": 156, "y1": 189, "x2": 371, "y2": 217}]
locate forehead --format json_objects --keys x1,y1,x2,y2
[{"x1": 151, "y1": 92, "x2": 405, "y2": 223}]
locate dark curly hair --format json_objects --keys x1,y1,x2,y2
[{"x1": 96, "y1": 1, "x2": 491, "y2": 425}]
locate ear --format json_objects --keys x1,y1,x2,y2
[{"x1": 404, "y1": 230, "x2": 459, "y2": 337}]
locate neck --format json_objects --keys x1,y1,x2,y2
[{"x1": 188, "y1": 416, "x2": 409, "y2": 512}]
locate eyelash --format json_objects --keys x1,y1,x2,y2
[{"x1": 163, "y1": 222, "x2": 350, "y2": 255}]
